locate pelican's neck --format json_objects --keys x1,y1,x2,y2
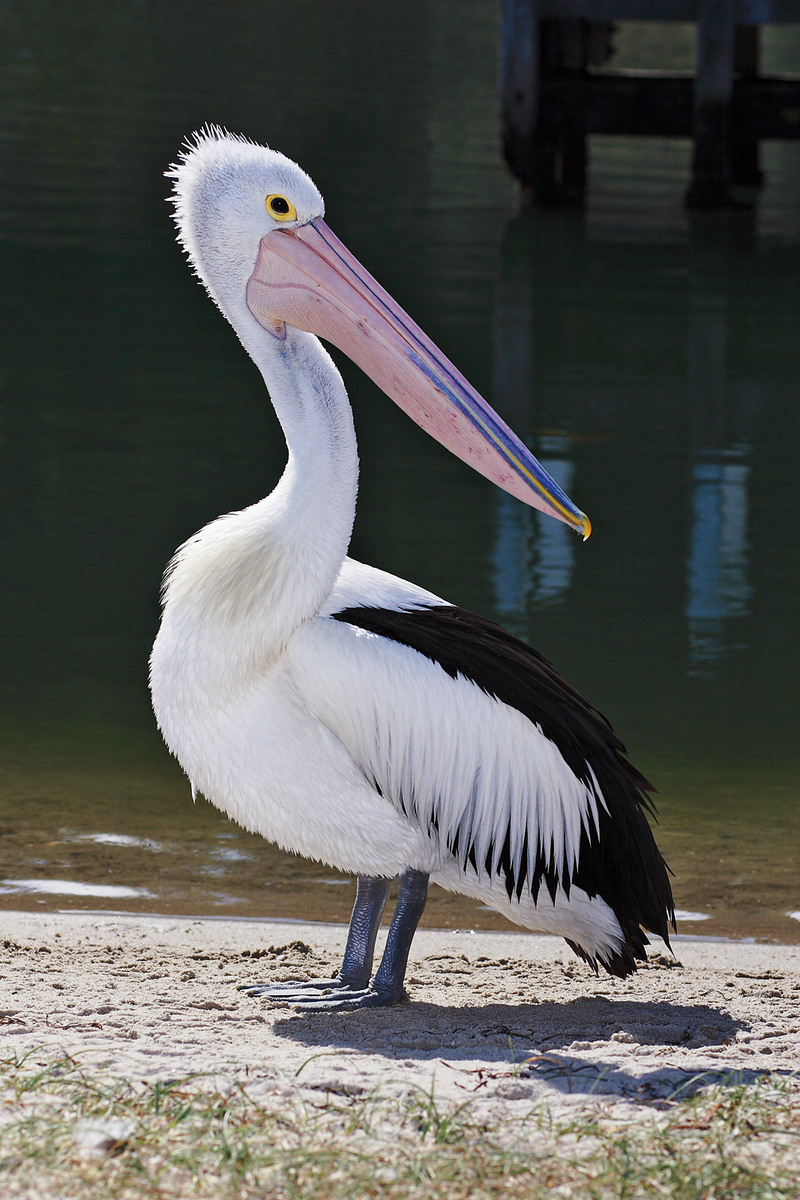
[
  {"x1": 253, "y1": 320, "x2": 359, "y2": 602},
  {"x1": 158, "y1": 305, "x2": 358, "y2": 692}
]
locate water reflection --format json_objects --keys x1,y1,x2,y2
[
  {"x1": 70, "y1": 833, "x2": 167, "y2": 852},
  {"x1": 491, "y1": 213, "x2": 581, "y2": 624},
  {"x1": 684, "y1": 239, "x2": 755, "y2": 671},
  {"x1": 674, "y1": 909, "x2": 711, "y2": 923},
  {"x1": 492, "y1": 437, "x2": 577, "y2": 620},
  {"x1": 0, "y1": 880, "x2": 153, "y2": 899},
  {"x1": 686, "y1": 453, "x2": 751, "y2": 668}
]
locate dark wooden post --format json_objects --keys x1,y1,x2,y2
[
  {"x1": 731, "y1": 25, "x2": 763, "y2": 186},
  {"x1": 501, "y1": 2, "x2": 594, "y2": 204},
  {"x1": 686, "y1": 0, "x2": 737, "y2": 207},
  {"x1": 501, "y1": 0, "x2": 540, "y2": 201}
]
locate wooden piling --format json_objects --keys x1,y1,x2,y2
[
  {"x1": 686, "y1": 0, "x2": 737, "y2": 207},
  {"x1": 500, "y1": 0, "x2": 541, "y2": 199},
  {"x1": 731, "y1": 25, "x2": 763, "y2": 186},
  {"x1": 500, "y1": 1, "x2": 800, "y2": 208}
]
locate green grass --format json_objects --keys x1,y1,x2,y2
[{"x1": 0, "y1": 1050, "x2": 798, "y2": 1198}]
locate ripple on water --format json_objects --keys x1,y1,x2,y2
[{"x1": 0, "y1": 879, "x2": 155, "y2": 899}]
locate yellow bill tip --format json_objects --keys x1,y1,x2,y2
[{"x1": 578, "y1": 512, "x2": 592, "y2": 541}]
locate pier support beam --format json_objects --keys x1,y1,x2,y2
[
  {"x1": 686, "y1": 0, "x2": 737, "y2": 207},
  {"x1": 500, "y1": 2, "x2": 795, "y2": 208},
  {"x1": 500, "y1": 0, "x2": 541, "y2": 199},
  {"x1": 731, "y1": 25, "x2": 763, "y2": 187},
  {"x1": 501, "y1": 2, "x2": 607, "y2": 204}
]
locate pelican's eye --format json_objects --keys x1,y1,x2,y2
[{"x1": 266, "y1": 194, "x2": 297, "y2": 221}]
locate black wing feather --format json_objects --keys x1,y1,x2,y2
[{"x1": 332, "y1": 603, "x2": 675, "y2": 975}]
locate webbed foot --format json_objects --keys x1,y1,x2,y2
[
  {"x1": 239, "y1": 869, "x2": 427, "y2": 1013},
  {"x1": 291, "y1": 983, "x2": 407, "y2": 1010},
  {"x1": 238, "y1": 976, "x2": 363, "y2": 1001}
]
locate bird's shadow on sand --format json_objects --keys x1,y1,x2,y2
[{"x1": 271, "y1": 996, "x2": 773, "y2": 1101}]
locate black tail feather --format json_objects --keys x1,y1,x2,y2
[{"x1": 332, "y1": 603, "x2": 676, "y2": 969}]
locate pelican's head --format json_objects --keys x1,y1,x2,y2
[
  {"x1": 169, "y1": 128, "x2": 591, "y2": 536},
  {"x1": 168, "y1": 127, "x2": 325, "y2": 314}
]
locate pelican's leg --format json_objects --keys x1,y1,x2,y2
[
  {"x1": 292, "y1": 868, "x2": 429, "y2": 1011},
  {"x1": 240, "y1": 875, "x2": 390, "y2": 1000}
]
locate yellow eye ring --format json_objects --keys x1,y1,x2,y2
[{"x1": 266, "y1": 194, "x2": 297, "y2": 221}]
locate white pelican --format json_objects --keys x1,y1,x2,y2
[{"x1": 150, "y1": 129, "x2": 674, "y2": 1009}]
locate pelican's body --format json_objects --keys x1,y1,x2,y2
[{"x1": 151, "y1": 130, "x2": 673, "y2": 1008}]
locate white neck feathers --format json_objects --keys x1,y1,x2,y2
[{"x1": 153, "y1": 322, "x2": 358, "y2": 704}]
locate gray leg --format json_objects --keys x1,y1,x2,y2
[
  {"x1": 240, "y1": 875, "x2": 390, "y2": 1000},
  {"x1": 340, "y1": 875, "x2": 392, "y2": 985},
  {"x1": 372, "y1": 869, "x2": 429, "y2": 1000},
  {"x1": 291, "y1": 869, "x2": 429, "y2": 1011}
]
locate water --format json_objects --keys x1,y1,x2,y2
[{"x1": 1, "y1": 5, "x2": 799, "y2": 944}]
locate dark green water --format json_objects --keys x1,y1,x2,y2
[{"x1": 1, "y1": 6, "x2": 799, "y2": 943}]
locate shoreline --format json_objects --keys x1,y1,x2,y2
[
  {"x1": 2, "y1": 908, "x2": 799, "y2": 1122},
  {"x1": 3, "y1": 902, "x2": 796, "y2": 945}
]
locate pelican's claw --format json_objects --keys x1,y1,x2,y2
[
  {"x1": 292, "y1": 985, "x2": 407, "y2": 1011},
  {"x1": 238, "y1": 976, "x2": 355, "y2": 1000},
  {"x1": 238, "y1": 976, "x2": 407, "y2": 1009}
]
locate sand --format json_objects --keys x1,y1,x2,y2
[{"x1": 1, "y1": 910, "x2": 799, "y2": 1121}]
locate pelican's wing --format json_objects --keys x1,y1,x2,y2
[
  {"x1": 321, "y1": 556, "x2": 447, "y2": 615},
  {"x1": 286, "y1": 595, "x2": 673, "y2": 949}
]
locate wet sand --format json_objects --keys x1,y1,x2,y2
[{"x1": 2, "y1": 910, "x2": 799, "y2": 1122}]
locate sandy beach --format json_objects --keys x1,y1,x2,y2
[{"x1": 2, "y1": 909, "x2": 798, "y2": 1125}]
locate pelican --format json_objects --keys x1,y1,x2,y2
[{"x1": 150, "y1": 128, "x2": 674, "y2": 1010}]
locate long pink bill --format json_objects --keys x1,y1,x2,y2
[{"x1": 246, "y1": 217, "x2": 591, "y2": 536}]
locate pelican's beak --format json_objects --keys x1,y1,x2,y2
[{"x1": 246, "y1": 219, "x2": 591, "y2": 536}]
